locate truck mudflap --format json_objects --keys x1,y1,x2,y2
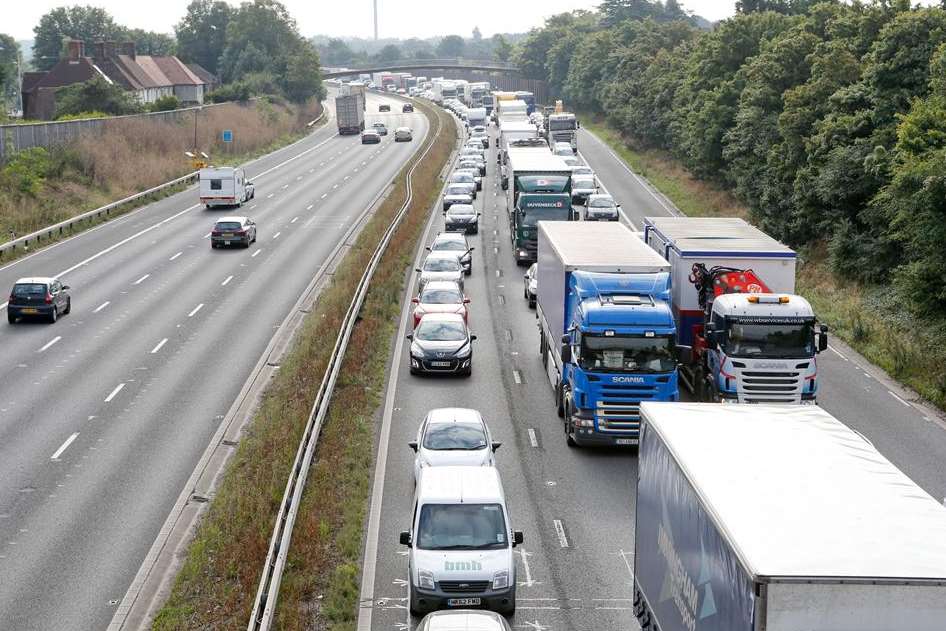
[{"x1": 635, "y1": 424, "x2": 756, "y2": 631}]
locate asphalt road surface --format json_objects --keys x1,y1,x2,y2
[
  {"x1": 0, "y1": 91, "x2": 427, "y2": 631},
  {"x1": 357, "y1": 113, "x2": 946, "y2": 631}
]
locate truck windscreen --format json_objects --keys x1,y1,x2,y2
[
  {"x1": 517, "y1": 175, "x2": 569, "y2": 193},
  {"x1": 579, "y1": 335, "x2": 676, "y2": 373},
  {"x1": 549, "y1": 120, "x2": 576, "y2": 131},
  {"x1": 722, "y1": 319, "x2": 814, "y2": 359},
  {"x1": 520, "y1": 206, "x2": 569, "y2": 227}
]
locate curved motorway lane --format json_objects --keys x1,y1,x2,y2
[{"x1": 0, "y1": 91, "x2": 427, "y2": 630}]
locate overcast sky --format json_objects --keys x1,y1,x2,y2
[{"x1": 7, "y1": 1, "x2": 745, "y2": 41}]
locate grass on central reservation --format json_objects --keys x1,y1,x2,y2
[
  {"x1": 581, "y1": 114, "x2": 946, "y2": 409},
  {"x1": 152, "y1": 100, "x2": 455, "y2": 630}
]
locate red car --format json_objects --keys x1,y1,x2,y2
[{"x1": 411, "y1": 280, "x2": 469, "y2": 328}]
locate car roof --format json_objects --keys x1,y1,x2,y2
[
  {"x1": 422, "y1": 280, "x2": 463, "y2": 292},
  {"x1": 420, "y1": 609, "x2": 509, "y2": 631},
  {"x1": 447, "y1": 204, "x2": 475, "y2": 211},
  {"x1": 396, "y1": 126, "x2": 411, "y2": 132},
  {"x1": 426, "y1": 250, "x2": 463, "y2": 260},
  {"x1": 416, "y1": 465, "x2": 504, "y2": 505},
  {"x1": 433, "y1": 232, "x2": 467, "y2": 243},
  {"x1": 587, "y1": 193, "x2": 613, "y2": 202},
  {"x1": 425, "y1": 407, "x2": 484, "y2": 426},
  {"x1": 216, "y1": 216, "x2": 248, "y2": 223},
  {"x1": 417, "y1": 311, "x2": 465, "y2": 324},
  {"x1": 14, "y1": 277, "x2": 55, "y2": 285}
]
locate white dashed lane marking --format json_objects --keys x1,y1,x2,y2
[
  {"x1": 252, "y1": 249, "x2": 262, "y2": 258},
  {"x1": 169, "y1": 252, "x2": 182, "y2": 261},
  {"x1": 104, "y1": 383, "x2": 125, "y2": 403},
  {"x1": 38, "y1": 336, "x2": 61, "y2": 353},
  {"x1": 93, "y1": 301, "x2": 110, "y2": 313},
  {"x1": 187, "y1": 303, "x2": 204, "y2": 317},
  {"x1": 221, "y1": 275, "x2": 233, "y2": 286},
  {"x1": 50, "y1": 433, "x2": 79, "y2": 460},
  {"x1": 150, "y1": 338, "x2": 168, "y2": 354},
  {"x1": 133, "y1": 274, "x2": 150, "y2": 285}
]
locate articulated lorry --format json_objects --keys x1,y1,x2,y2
[
  {"x1": 506, "y1": 150, "x2": 573, "y2": 264},
  {"x1": 538, "y1": 223, "x2": 679, "y2": 447},
  {"x1": 335, "y1": 92, "x2": 365, "y2": 135},
  {"x1": 635, "y1": 402, "x2": 946, "y2": 631},
  {"x1": 546, "y1": 112, "x2": 578, "y2": 153},
  {"x1": 643, "y1": 217, "x2": 827, "y2": 403},
  {"x1": 497, "y1": 99, "x2": 528, "y2": 123},
  {"x1": 431, "y1": 80, "x2": 458, "y2": 105},
  {"x1": 498, "y1": 120, "x2": 539, "y2": 164},
  {"x1": 467, "y1": 82, "x2": 490, "y2": 108}
]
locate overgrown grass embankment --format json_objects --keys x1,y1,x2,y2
[
  {"x1": 583, "y1": 116, "x2": 946, "y2": 409},
  {"x1": 0, "y1": 98, "x2": 323, "y2": 260},
  {"x1": 152, "y1": 100, "x2": 456, "y2": 630}
]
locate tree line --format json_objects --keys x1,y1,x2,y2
[
  {"x1": 515, "y1": 0, "x2": 946, "y2": 316},
  {"x1": 315, "y1": 29, "x2": 519, "y2": 67}
]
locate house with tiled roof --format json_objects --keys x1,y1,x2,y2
[{"x1": 22, "y1": 39, "x2": 209, "y2": 120}]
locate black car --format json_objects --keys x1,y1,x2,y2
[
  {"x1": 379, "y1": 104, "x2": 391, "y2": 112},
  {"x1": 361, "y1": 129, "x2": 382, "y2": 144},
  {"x1": 428, "y1": 232, "x2": 474, "y2": 275},
  {"x1": 211, "y1": 216, "x2": 257, "y2": 248},
  {"x1": 443, "y1": 204, "x2": 480, "y2": 234},
  {"x1": 8, "y1": 277, "x2": 71, "y2": 323},
  {"x1": 407, "y1": 313, "x2": 476, "y2": 376},
  {"x1": 402, "y1": 103, "x2": 414, "y2": 113}
]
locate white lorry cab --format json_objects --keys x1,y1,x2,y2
[
  {"x1": 400, "y1": 466, "x2": 522, "y2": 617},
  {"x1": 199, "y1": 167, "x2": 254, "y2": 208}
]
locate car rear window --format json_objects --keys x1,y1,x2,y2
[
  {"x1": 421, "y1": 288, "x2": 463, "y2": 304},
  {"x1": 12, "y1": 283, "x2": 47, "y2": 296},
  {"x1": 432, "y1": 239, "x2": 465, "y2": 251},
  {"x1": 216, "y1": 222, "x2": 242, "y2": 230}
]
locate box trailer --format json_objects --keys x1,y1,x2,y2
[
  {"x1": 635, "y1": 402, "x2": 946, "y2": 631},
  {"x1": 335, "y1": 93, "x2": 365, "y2": 135}
]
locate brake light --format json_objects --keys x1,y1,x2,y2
[
  {"x1": 45, "y1": 293, "x2": 53, "y2": 304},
  {"x1": 211, "y1": 230, "x2": 222, "y2": 236},
  {"x1": 233, "y1": 230, "x2": 246, "y2": 235}
]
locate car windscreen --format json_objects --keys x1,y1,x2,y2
[
  {"x1": 520, "y1": 206, "x2": 569, "y2": 227},
  {"x1": 588, "y1": 198, "x2": 614, "y2": 208},
  {"x1": 415, "y1": 320, "x2": 467, "y2": 341},
  {"x1": 216, "y1": 222, "x2": 242, "y2": 230},
  {"x1": 12, "y1": 283, "x2": 47, "y2": 296},
  {"x1": 420, "y1": 288, "x2": 463, "y2": 304},
  {"x1": 423, "y1": 423, "x2": 487, "y2": 450},
  {"x1": 423, "y1": 257, "x2": 461, "y2": 272},
  {"x1": 417, "y1": 503, "x2": 507, "y2": 550}
]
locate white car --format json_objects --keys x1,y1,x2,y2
[
  {"x1": 552, "y1": 141, "x2": 573, "y2": 157},
  {"x1": 584, "y1": 193, "x2": 621, "y2": 221},
  {"x1": 523, "y1": 263, "x2": 537, "y2": 308},
  {"x1": 443, "y1": 183, "x2": 474, "y2": 210},
  {"x1": 409, "y1": 408, "x2": 500, "y2": 484},
  {"x1": 395, "y1": 127, "x2": 414, "y2": 142},
  {"x1": 417, "y1": 251, "x2": 464, "y2": 290},
  {"x1": 417, "y1": 610, "x2": 512, "y2": 631}
]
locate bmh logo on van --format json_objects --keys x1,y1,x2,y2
[
  {"x1": 445, "y1": 560, "x2": 482, "y2": 571},
  {"x1": 612, "y1": 376, "x2": 645, "y2": 384}
]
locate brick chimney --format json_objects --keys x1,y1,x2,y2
[
  {"x1": 120, "y1": 42, "x2": 136, "y2": 59},
  {"x1": 66, "y1": 39, "x2": 85, "y2": 60},
  {"x1": 94, "y1": 41, "x2": 117, "y2": 61}
]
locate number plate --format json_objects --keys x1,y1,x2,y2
[
  {"x1": 431, "y1": 361, "x2": 451, "y2": 367},
  {"x1": 21, "y1": 308, "x2": 38, "y2": 314},
  {"x1": 223, "y1": 241, "x2": 230, "y2": 245},
  {"x1": 615, "y1": 438, "x2": 639, "y2": 446},
  {"x1": 447, "y1": 598, "x2": 481, "y2": 607}
]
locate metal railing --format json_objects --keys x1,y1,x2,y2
[{"x1": 246, "y1": 100, "x2": 445, "y2": 631}]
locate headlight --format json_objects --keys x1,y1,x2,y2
[
  {"x1": 410, "y1": 342, "x2": 423, "y2": 357},
  {"x1": 455, "y1": 343, "x2": 472, "y2": 359},
  {"x1": 492, "y1": 570, "x2": 509, "y2": 590},
  {"x1": 417, "y1": 569, "x2": 435, "y2": 590}
]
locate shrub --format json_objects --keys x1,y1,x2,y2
[
  {"x1": 149, "y1": 95, "x2": 180, "y2": 112},
  {"x1": 1, "y1": 147, "x2": 52, "y2": 196}
]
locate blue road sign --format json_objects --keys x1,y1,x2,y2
[{"x1": 222, "y1": 129, "x2": 233, "y2": 143}]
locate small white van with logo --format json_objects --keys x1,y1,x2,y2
[{"x1": 400, "y1": 466, "x2": 522, "y2": 617}]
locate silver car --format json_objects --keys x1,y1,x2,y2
[
  {"x1": 428, "y1": 231, "x2": 474, "y2": 275},
  {"x1": 409, "y1": 408, "x2": 500, "y2": 484},
  {"x1": 571, "y1": 174, "x2": 597, "y2": 205},
  {"x1": 443, "y1": 183, "x2": 474, "y2": 210},
  {"x1": 416, "y1": 251, "x2": 464, "y2": 290},
  {"x1": 584, "y1": 193, "x2": 621, "y2": 221},
  {"x1": 394, "y1": 126, "x2": 413, "y2": 142},
  {"x1": 417, "y1": 611, "x2": 512, "y2": 631}
]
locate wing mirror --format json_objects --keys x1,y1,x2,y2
[
  {"x1": 399, "y1": 531, "x2": 412, "y2": 547},
  {"x1": 513, "y1": 531, "x2": 524, "y2": 546},
  {"x1": 406, "y1": 333, "x2": 414, "y2": 341},
  {"x1": 415, "y1": 268, "x2": 421, "y2": 273},
  {"x1": 408, "y1": 441, "x2": 418, "y2": 452},
  {"x1": 463, "y1": 298, "x2": 471, "y2": 304},
  {"x1": 470, "y1": 334, "x2": 477, "y2": 341},
  {"x1": 425, "y1": 246, "x2": 432, "y2": 251},
  {"x1": 411, "y1": 297, "x2": 419, "y2": 303},
  {"x1": 818, "y1": 324, "x2": 829, "y2": 353},
  {"x1": 491, "y1": 441, "x2": 502, "y2": 452},
  {"x1": 62, "y1": 285, "x2": 71, "y2": 290}
]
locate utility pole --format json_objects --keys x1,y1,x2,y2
[{"x1": 373, "y1": 0, "x2": 378, "y2": 40}]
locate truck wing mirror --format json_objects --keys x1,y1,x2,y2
[
  {"x1": 561, "y1": 334, "x2": 570, "y2": 345},
  {"x1": 513, "y1": 531, "x2": 524, "y2": 546},
  {"x1": 818, "y1": 325, "x2": 829, "y2": 353},
  {"x1": 408, "y1": 441, "x2": 418, "y2": 452},
  {"x1": 399, "y1": 531, "x2": 412, "y2": 546},
  {"x1": 676, "y1": 345, "x2": 693, "y2": 365},
  {"x1": 561, "y1": 344, "x2": 572, "y2": 363}
]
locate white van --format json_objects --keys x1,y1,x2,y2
[
  {"x1": 199, "y1": 167, "x2": 255, "y2": 208},
  {"x1": 400, "y1": 466, "x2": 522, "y2": 617}
]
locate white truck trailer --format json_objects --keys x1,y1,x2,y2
[
  {"x1": 634, "y1": 402, "x2": 946, "y2": 631},
  {"x1": 497, "y1": 99, "x2": 528, "y2": 123},
  {"x1": 498, "y1": 120, "x2": 539, "y2": 165}
]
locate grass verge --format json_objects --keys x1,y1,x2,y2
[
  {"x1": 0, "y1": 98, "x2": 325, "y2": 266},
  {"x1": 582, "y1": 115, "x2": 946, "y2": 409},
  {"x1": 152, "y1": 100, "x2": 456, "y2": 630}
]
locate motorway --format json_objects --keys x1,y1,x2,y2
[
  {"x1": 0, "y1": 90, "x2": 427, "y2": 630},
  {"x1": 358, "y1": 113, "x2": 946, "y2": 631}
]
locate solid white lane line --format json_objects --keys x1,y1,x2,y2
[
  {"x1": 889, "y1": 391, "x2": 912, "y2": 408},
  {"x1": 104, "y1": 382, "x2": 125, "y2": 403},
  {"x1": 93, "y1": 301, "x2": 110, "y2": 313},
  {"x1": 290, "y1": 217, "x2": 299, "y2": 224},
  {"x1": 828, "y1": 344, "x2": 848, "y2": 361},
  {"x1": 221, "y1": 275, "x2": 233, "y2": 286},
  {"x1": 553, "y1": 520, "x2": 569, "y2": 548},
  {"x1": 187, "y1": 303, "x2": 204, "y2": 317},
  {"x1": 306, "y1": 204, "x2": 313, "y2": 210},
  {"x1": 528, "y1": 428, "x2": 538, "y2": 448},
  {"x1": 203, "y1": 232, "x2": 211, "y2": 239},
  {"x1": 150, "y1": 338, "x2": 168, "y2": 354},
  {"x1": 296, "y1": 175, "x2": 302, "y2": 181},
  {"x1": 273, "y1": 232, "x2": 281, "y2": 239},
  {"x1": 169, "y1": 251, "x2": 182, "y2": 261},
  {"x1": 50, "y1": 433, "x2": 79, "y2": 460},
  {"x1": 252, "y1": 249, "x2": 262, "y2": 258},
  {"x1": 133, "y1": 274, "x2": 150, "y2": 285},
  {"x1": 38, "y1": 336, "x2": 62, "y2": 353}
]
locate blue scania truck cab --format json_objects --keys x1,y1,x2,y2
[{"x1": 537, "y1": 222, "x2": 679, "y2": 447}]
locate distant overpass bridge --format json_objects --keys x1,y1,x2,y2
[{"x1": 322, "y1": 59, "x2": 548, "y2": 104}]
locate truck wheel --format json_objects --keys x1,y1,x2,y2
[{"x1": 564, "y1": 392, "x2": 579, "y2": 447}]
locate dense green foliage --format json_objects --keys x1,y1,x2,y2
[
  {"x1": 518, "y1": 0, "x2": 946, "y2": 317},
  {"x1": 55, "y1": 76, "x2": 141, "y2": 118},
  {"x1": 313, "y1": 29, "x2": 525, "y2": 66}
]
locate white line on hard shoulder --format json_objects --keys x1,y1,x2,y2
[
  {"x1": 104, "y1": 382, "x2": 125, "y2": 403},
  {"x1": 133, "y1": 274, "x2": 150, "y2": 285},
  {"x1": 290, "y1": 217, "x2": 298, "y2": 224},
  {"x1": 528, "y1": 428, "x2": 538, "y2": 448},
  {"x1": 50, "y1": 432, "x2": 79, "y2": 460},
  {"x1": 252, "y1": 249, "x2": 262, "y2": 258},
  {"x1": 828, "y1": 344, "x2": 848, "y2": 361},
  {"x1": 553, "y1": 519, "x2": 569, "y2": 548},
  {"x1": 267, "y1": 193, "x2": 274, "y2": 199},
  {"x1": 513, "y1": 370, "x2": 522, "y2": 384},
  {"x1": 169, "y1": 252, "x2": 182, "y2": 261},
  {"x1": 203, "y1": 232, "x2": 211, "y2": 239},
  {"x1": 888, "y1": 391, "x2": 912, "y2": 409},
  {"x1": 38, "y1": 336, "x2": 62, "y2": 353},
  {"x1": 281, "y1": 184, "x2": 289, "y2": 190},
  {"x1": 221, "y1": 275, "x2": 233, "y2": 286},
  {"x1": 150, "y1": 338, "x2": 168, "y2": 354},
  {"x1": 187, "y1": 303, "x2": 204, "y2": 317},
  {"x1": 93, "y1": 301, "x2": 110, "y2": 313},
  {"x1": 333, "y1": 183, "x2": 339, "y2": 189}
]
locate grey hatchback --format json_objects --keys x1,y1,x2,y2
[{"x1": 8, "y1": 277, "x2": 71, "y2": 323}]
